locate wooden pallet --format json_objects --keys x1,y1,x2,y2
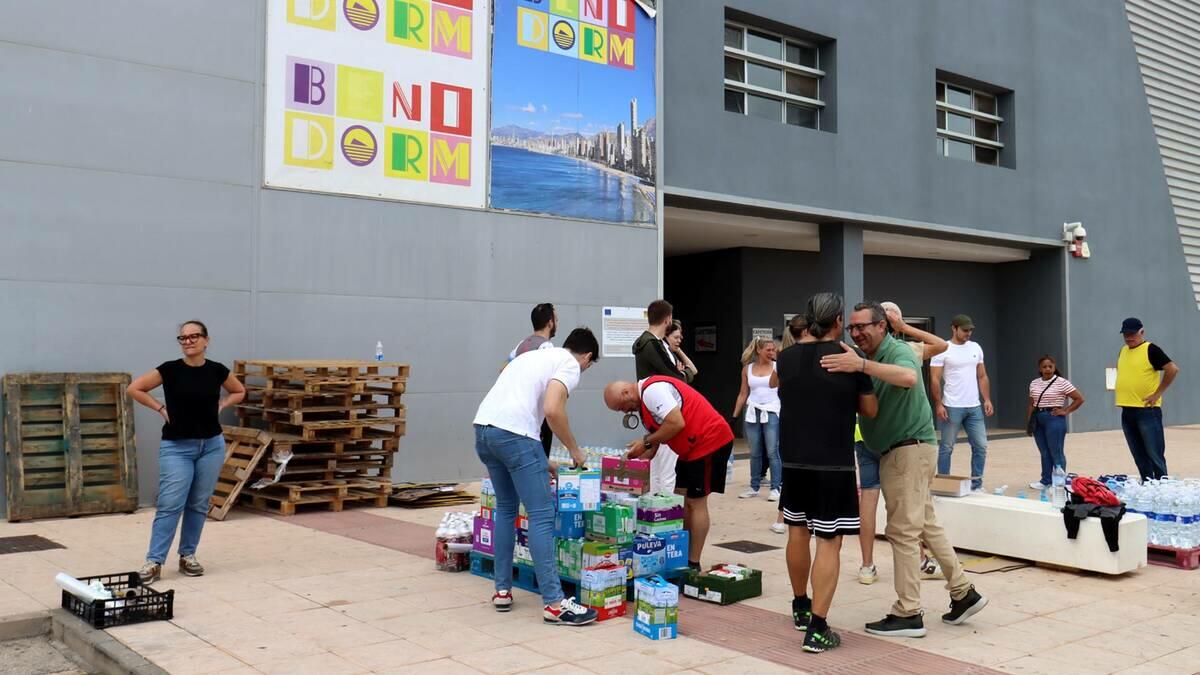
[
  {"x1": 207, "y1": 426, "x2": 273, "y2": 521},
  {"x1": 3, "y1": 373, "x2": 138, "y2": 522},
  {"x1": 237, "y1": 401, "x2": 406, "y2": 426},
  {"x1": 239, "y1": 478, "x2": 392, "y2": 516},
  {"x1": 235, "y1": 361, "x2": 410, "y2": 394},
  {"x1": 1148, "y1": 544, "x2": 1200, "y2": 570}
]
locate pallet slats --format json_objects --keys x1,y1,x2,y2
[
  {"x1": 207, "y1": 426, "x2": 273, "y2": 521},
  {"x1": 3, "y1": 372, "x2": 138, "y2": 522}
]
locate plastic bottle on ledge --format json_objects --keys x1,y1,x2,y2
[
  {"x1": 375, "y1": 341, "x2": 384, "y2": 362},
  {"x1": 1051, "y1": 465, "x2": 1067, "y2": 508}
]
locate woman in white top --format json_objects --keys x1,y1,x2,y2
[
  {"x1": 1026, "y1": 355, "x2": 1085, "y2": 490},
  {"x1": 732, "y1": 336, "x2": 781, "y2": 500}
]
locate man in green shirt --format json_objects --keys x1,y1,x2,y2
[{"x1": 822, "y1": 301, "x2": 987, "y2": 638}]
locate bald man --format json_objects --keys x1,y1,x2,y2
[{"x1": 604, "y1": 377, "x2": 733, "y2": 568}]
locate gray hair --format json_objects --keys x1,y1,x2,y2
[
  {"x1": 853, "y1": 301, "x2": 887, "y2": 324},
  {"x1": 805, "y1": 292, "x2": 844, "y2": 339}
]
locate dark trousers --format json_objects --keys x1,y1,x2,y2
[{"x1": 1121, "y1": 407, "x2": 1167, "y2": 480}]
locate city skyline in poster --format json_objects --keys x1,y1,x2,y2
[{"x1": 489, "y1": 0, "x2": 657, "y2": 225}]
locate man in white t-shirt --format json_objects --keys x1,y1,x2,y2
[
  {"x1": 474, "y1": 327, "x2": 599, "y2": 626},
  {"x1": 929, "y1": 314, "x2": 993, "y2": 491}
]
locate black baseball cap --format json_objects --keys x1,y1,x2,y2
[{"x1": 1120, "y1": 317, "x2": 1143, "y2": 334}]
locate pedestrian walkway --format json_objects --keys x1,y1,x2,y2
[{"x1": 1, "y1": 429, "x2": 1199, "y2": 673}]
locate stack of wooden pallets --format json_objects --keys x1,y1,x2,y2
[{"x1": 228, "y1": 360, "x2": 409, "y2": 515}]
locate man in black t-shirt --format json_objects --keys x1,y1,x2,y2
[{"x1": 771, "y1": 294, "x2": 878, "y2": 654}]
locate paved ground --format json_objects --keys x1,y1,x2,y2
[
  {"x1": 0, "y1": 636, "x2": 89, "y2": 675},
  {"x1": 1, "y1": 428, "x2": 1199, "y2": 674}
]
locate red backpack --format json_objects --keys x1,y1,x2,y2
[{"x1": 1071, "y1": 477, "x2": 1120, "y2": 507}]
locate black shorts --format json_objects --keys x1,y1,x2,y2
[
  {"x1": 780, "y1": 467, "x2": 860, "y2": 539},
  {"x1": 675, "y1": 442, "x2": 732, "y2": 499}
]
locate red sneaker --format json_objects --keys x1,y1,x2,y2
[
  {"x1": 492, "y1": 590, "x2": 513, "y2": 612},
  {"x1": 542, "y1": 597, "x2": 598, "y2": 625}
]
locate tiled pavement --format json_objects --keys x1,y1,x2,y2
[{"x1": 2, "y1": 428, "x2": 1200, "y2": 674}]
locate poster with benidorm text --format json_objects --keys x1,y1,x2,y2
[
  {"x1": 264, "y1": 0, "x2": 489, "y2": 208},
  {"x1": 490, "y1": 0, "x2": 657, "y2": 224}
]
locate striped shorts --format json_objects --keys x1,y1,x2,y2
[{"x1": 780, "y1": 467, "x2": 861, "y2": 539}]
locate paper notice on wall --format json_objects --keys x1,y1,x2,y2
[
  {"x1": 752, "y1": 327, "x2": 773, "y2": 341},
  {"x1": 602, "y1": 306, "x2": 646, "y2": 358},
  {"x1": 1105, "y1": 367, "x2": 1118, "y2": 391}
]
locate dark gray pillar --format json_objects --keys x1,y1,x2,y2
[{"x1": 819, "y1": 223, "x2": 865, "y2": 314}]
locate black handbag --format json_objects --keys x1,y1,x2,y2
[{"x1": 1026, "y1": 376, "x2": 1058, "y2": 436}]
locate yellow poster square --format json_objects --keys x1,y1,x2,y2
[
  {"x1": 580, "y1": 23, "x2": 607, "y2": 64},
  {"x1": 387, "y1": 0, "x2": 431, "y2": 50},
  {"x1": 336, "y1": 65, "x2": 384, "y2": 122},
  {"x1": 384, "y1": 127, "x2": 429, "y2": 180},
  {"x1": 287, "y1": 0, "x2": 337, "y2": 30},
  {"x1": 517, "y1": 7, "x2": 549, "y2": 51},
  {"x1": 283, "y1": 111, "x2": 334, "y2": 169}
]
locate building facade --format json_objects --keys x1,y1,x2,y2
[{"x1": 0, "y1": 0, "x2": 1197, "y2": 512}]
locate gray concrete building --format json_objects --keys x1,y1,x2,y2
[{"x1": 1, "y1": 0, "x2": 1197, "y2": 514}]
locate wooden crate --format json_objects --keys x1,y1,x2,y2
[
  {"x1": 3, "y1": 373, "x2": 138, "y2": 522},
  {"x1": 208, "y1": 426, "x2": 273, "y2": 521}
]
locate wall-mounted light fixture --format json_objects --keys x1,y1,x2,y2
[{"x1": 1063, "y1": 221, "x2": 1090, "y2": 259}]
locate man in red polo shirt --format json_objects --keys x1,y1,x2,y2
[{"x1": 604, "y1": 377, "x2": 734, "y2": 568}]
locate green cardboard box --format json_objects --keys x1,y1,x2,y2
[{"x1": 586, "y1": 502, "x2": 636, "y2": 545}]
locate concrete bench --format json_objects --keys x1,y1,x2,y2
[{"x1": 876, "y1": 492, "x2": 1147, "y2": 575}]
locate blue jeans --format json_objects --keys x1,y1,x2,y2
[
  {"x1": 855, "y1": 441, "x2": 880, "y2": 489},
  {"x1": 744, "y1": 412, "x2": 781, "y2": 491},
  {"x1": 1121, "y1": 407, "x2": 1167, "y2": 480},
  {"x1": 474, "y1": 424, "x2": 562, "y2": 606},
  {"x1": 937, "y1": 405, "x2": 988, "y2": 489},
  {"x1": 146, "y1": 435, "x2": 225, "y2": 563},
  {"x1": 1032, "y1": 411, "x2": 1067, "y2": 486}
]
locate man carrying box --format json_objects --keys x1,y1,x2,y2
[
  {"x1": 603, "y1": 377, "x2": 735, "y2": 570},
  {"x1": 473, "y1": 327, "x2": 601, "y2": 626}
]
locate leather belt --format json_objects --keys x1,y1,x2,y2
[
  {"x1": 1036, "y1": 407, "x2": 1058, "y2": 412},
  {"x1": 887, "y1": 438, "x2": 920, "y2": 452}
]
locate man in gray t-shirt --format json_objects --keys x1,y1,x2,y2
[{"x1": 506, "y1": 303, "x2": 557, "y2": 454}]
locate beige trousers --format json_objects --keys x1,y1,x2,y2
[{"x1": 879, "y1": 442, "x2": 972, "y2": 617}]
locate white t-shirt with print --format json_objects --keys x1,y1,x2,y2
[
  {"x1": 475, "y1": 348, "x2": 581, "y2": 440},
  {"x1": 639, "y1": 378, "x2": 683, "y2": 425},
  {"x1": 930, "y1": 341, "x2": 985, "y2": 408}
]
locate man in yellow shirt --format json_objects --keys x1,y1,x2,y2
[{"x1": 1115, "y1": 318, "x2": 1180, "y2": 480}]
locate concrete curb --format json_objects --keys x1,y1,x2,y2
[
  {"x1": 0, "y1": 610, "x2": 51, "y2": 641},
  {"x1": 50, "y1": 609, "x2": 167, "y2": 675}
]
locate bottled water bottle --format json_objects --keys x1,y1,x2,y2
[
  {"x1": 726, "y1": 454, "x2": 734, "y2": 482},
  {"x1": 1051, "y1": 465, "x2": 1067, "y2": 508},
  {"x1": 375, "y1": 341, "x2": 384, "y2": 361}
]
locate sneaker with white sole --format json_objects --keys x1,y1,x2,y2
[
  {"x1": 767, "y1": 489, "x2": 781, "y2": 502},
  {"x1": 492, "y1": 590, "x2": 513, "y2": 612},
  {"x1": 178, "y1": 555, "x2": 204, "y2": 577},
  {"x1": 919, "y1": 556, "x2": 942, "y2": 580},
  {"x1": 1029, "y1": 481, "x2": 1048, "y2": 490},
  {"x1": 138, "y1": 560, "x2": 161, "y2": 584},
  {"x1": 769, "y1": 522, "x2": 786, "y2": 534},
  {"x1": 858, "y1": 564, "x2": 878, "y2": 585},
  {"x1": 942, "y1": 586, "x2": 988, "y2": 625},
  {"x1": 543, "y1": 597, "x2": 598, "y2": 626},
  {"x1": 738, "y1": 488, "x2": 760, "y2": 499},
  {"x1": 865, "y1": 613, "x2": 927, "y2": 638}
]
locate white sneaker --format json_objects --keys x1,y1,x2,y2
[
  {"x1": 767, "y1": 489, "x2": 781, "y2": 502},
  {"x1": 858, "y1": 564, "x2": 878, "y2": 585},
  {"x1": 770, "y1": 522, "x2": 786, "y2": 534},
  {"x1": 739, "y1": 488, "x2": 760, "y2": 499},
  {"x1": 920, "y1": 556, "x2": 943, "y2": 580},
  {"x1": 1029, "y1": 481, "x2": 1048, "y2": 490}
]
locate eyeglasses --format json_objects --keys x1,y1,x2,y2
[
  {"x1": 176, "y1": 333, "x2": 205, "y2": 344},
  {"x1": 846, "y1": 321, "x2": 883, "y2": 334}
]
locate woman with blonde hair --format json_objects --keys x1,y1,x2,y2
[{"x1": 732, "y1": 335, "x2": 781, "y2": 500}]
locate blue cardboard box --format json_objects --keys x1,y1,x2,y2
[
  {"x1": 660, "y1": 530, "x2": 690, "y2": 572},
  {"x1": 634, "y1": 615, "x2": 678, "y2": 640},
  {"x1": 555, "y1": 511, "x2": 586, "y2": 539}
]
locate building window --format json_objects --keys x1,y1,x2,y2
[
  {"x1": 936, "y1": 81, "x2": 1003, "y2": 166},
  {"x1": 724, "y1": 21, "x2": 824, "y2": 129}
]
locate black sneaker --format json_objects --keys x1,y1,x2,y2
[
  {"x1": 803, "y1": 626, "x2": 842, "y2": 653},
  {"x1": 792, "y1": 599, "x2": 812, "y2": 632},
  {"x1": 864, "y1": 613, "x2": 927, "y2": 638},
  {"x1": 942, "y1": 587, "x2": 988, "y2": 625},
  {"x1": 543, "y1": 597, "x2": 598, "y2": 626}
]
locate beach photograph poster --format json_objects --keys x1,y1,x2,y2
[{"x1": 489, "y1": 0, "x2": 657, "y2": 225}]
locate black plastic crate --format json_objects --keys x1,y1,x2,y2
[{"x1": 60, "y1": 572, "x2": 174, "y2": 629}]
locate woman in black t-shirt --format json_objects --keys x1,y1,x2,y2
[{"x1": 127, "y1": 320, "x2": 245, "y2": 583}]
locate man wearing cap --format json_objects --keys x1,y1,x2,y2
[
  {"x1": 1116, "y1": 318, "x2": 1180, "y2": 480},
  {"x1": 929, "y1": 314, "x2": 993, "y2": 491}
]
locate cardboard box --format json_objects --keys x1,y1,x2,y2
[
  {"x1": 581, "y1": 562, "x2": 626, "y2": 612},
  {"x1": 557, "y1": 468, "x2": 601, "y2": 512},
  {"x1": 515, "y1": 514, "x2": 529, "y2": 531},
  {"x1": 636, "y1": 599, "x2": 679, "y2": 625},
  {"x1": 633, "y1": 616, "x2": 677, "y2": 640},
  {"x1": 472, "y1": 516, "x2": 494, "y2": 555},
  {"x1": 587, "y1": 502, "x2": 636, "y2": 545},
  {"x1": 631, "y1": 535, "x2": 666, "y2": 578},
  {"x1": 556, "y1": 538, "x2": 585, "y2": 579},
  {"x1": 634, "y1": 574, "x2": 680, "y2": 607},
  {"x1": 479, "y1": 505, "x2": 494, "y2": 521},
  {"x1": 659, "y1": 530, "x2": 690, "y2": 572},
  {"x1": 636, "y1": 519, "x2": 684, "y2": 536},
  {"x1": 637, "y1": 493, "x2": 684, "y2": 523},
  {"x1": 555, "y1": 511, "x2": 586, "y2": 539},
  {"x1": 582, "y1": 540, "x2": 620, "y2": 569},
  {"x1": 602, "y1": 491, "x2": 639, "y2": 507},
  {"x1": 480, "y1": 493, "x2": 496, "y2": 510},
  {"x1": 513, "y1": 528, "x2": 532, "y2": 566},
  {"x1": 601, "y1": 456, "x2": 651, "y2": 495},
  {"x1": 932, "y1": 474, "x2": 972, "y2": 497},
  {"x1": 618, "y1": 543, "x2": 633, "y2": 580}
]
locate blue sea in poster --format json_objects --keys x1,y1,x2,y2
[{"x1": 490, "y1": 146, "x2": 655, "y2": 224}]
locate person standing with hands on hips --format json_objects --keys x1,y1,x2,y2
[
  {"x1": 128, "y1": 320, "x2": 245, "y2": 583},
  {"x1": 1115, "y1": 317, "x2": 1179, "y2": 480},
  {"x1": 930, "y1": 315, "x2": 993, "y2": 492},
  {"x1": 1026, "y1": 356, "x2": 1084, "y2": 491}
]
